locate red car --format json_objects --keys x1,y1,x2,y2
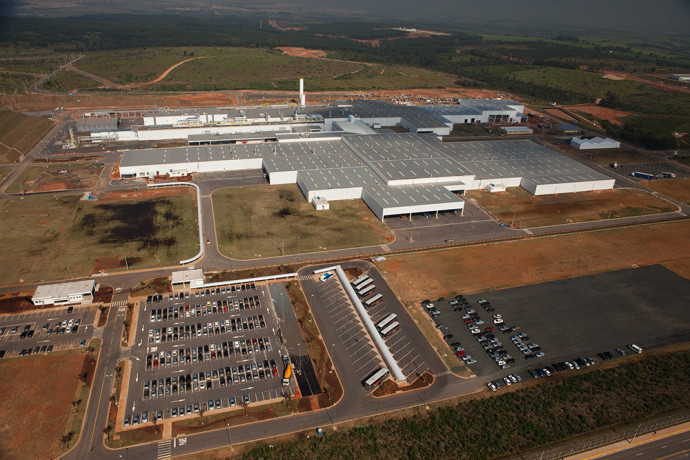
[
  {"x1": 456, "y1": 350, "x2": 465, "y2": 356},
  {"x1": 485, "y1": 326, "x2": 494, "y2": 332}
]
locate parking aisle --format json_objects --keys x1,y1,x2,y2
[{"x1": 122, "y1": 282, "x2": 295, "y2": 428}]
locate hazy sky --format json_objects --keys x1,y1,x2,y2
[{"x1": 4, "y1": 0, "x2": 690, "y2": 36}]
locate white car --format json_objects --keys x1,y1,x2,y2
[{"x1": 319, "y1": 272, "x2": 334, "y2": 282}]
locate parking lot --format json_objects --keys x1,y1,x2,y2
[
  {"x1": 0, "y1": 305, "x2": 96, "y2": 359},
  {"x1": 122, "y1": 282, "x2": 295, "y2": 428},
  {"x1": 300, "y1": 261, "x2": 444, "y2": 393},
  {"x1": 425, "y1": 265, "x2": 690, "y2": 387}
]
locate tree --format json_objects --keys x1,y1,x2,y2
[
  {"x1": 103, "y1": 424, "x2": 113, "y2": 441},
  {"x1": 240, "y1": 400, "x2": 250, "y2": 416},
  {"x1": 78, "y1": 372, "x2": 88, "y2": 383},
  {"x1": 61, "y1": 431, "x2": 75, "y2": 448},
  {"x1": 72, "y1": 399, "x2": 82, "y2": 413}
]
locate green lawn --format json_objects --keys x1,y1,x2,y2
[
  {"x1": 213, "y1": 184, "x2": 394, "y2": 259},
  {"x1": 0, "y1": 191, "x2": 198, "y2": 285}
]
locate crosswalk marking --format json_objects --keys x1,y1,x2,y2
[
  {"x1": 112, "y1": 300, "x2": 128, "y2": 307},
  {"x1": 157, "y1": 440, "x2": 172, "y2": 459}
]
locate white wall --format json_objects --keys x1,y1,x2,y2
[
  {"x1": 268, "y1": 170, "x2": 299, "y2": 185},
  {"x1": 470, "y1": 177, "x2": 522, "y2": 190}
]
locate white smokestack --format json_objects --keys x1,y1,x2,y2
[{"x1": 299, "y1": 78, "x2": 306, "y2": 107}]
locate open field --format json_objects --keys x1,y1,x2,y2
[
  {"x1": 377, "y1": 219, "x2": 690, "y2": 303},
  {"x1": 646, "y1": 178, "x2": 690, "y2": 204},
  {"x1": 0, "y1": 165, "x2": 12, "y2": 182},
  {"x1": 40, "y1": 69, "x2": 101, "y2": 92},
  {"x1": 0, "y1": 111, "x2": 54, "y2": 163},
  {"x1": 213, "y1": 185, "x2": 393, "y2": 259},
  {"x1": 570, "y1": 105, "x2": 632, "y2": 126},
  {"x1": 0, "y1": 189, "x2": 198, "y2": 285},
  {"x1": 5, "y1": 162, "x2": 103, "y2": 194},
  {"x1": 243, "y1": 348, "x2": 690, "y2": 460},
  {"x1": 62, "y1": 47, "x2": 455, "y2": 92},
  {"x1": 467, "y1": 187, "x2": 676, "y2": 227},
  {"x1": 0, "y1": 346, "x2": 94, "y2": 460},
  {"x1": 571, "y1": 146, "x2": 660, "y2": 166}
]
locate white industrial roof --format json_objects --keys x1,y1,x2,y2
[
  {"x1": 365, "y1": 184, "x2": 464, "y2": 209},
  {"x1": 172, "y1": 269, "x2": 204, "y2": 284},
  {"x1": 33, "y1": 280, "x2": 95, "y2": 301}
]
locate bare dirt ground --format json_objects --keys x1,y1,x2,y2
[
  {"x1": 602, "y1": 70, "x2": 690, "y2": 94},
  {"x1": 570, "y1": 105, "x2": 632, "y2": 126},
  {"x1": 645, "y1": 178, "x2": 690, "y2": 204},
  {"x1": 268, "y1": 20, "x2": 305, "y2": 31},
  {"x1": 377, "y1": 220, "x2": 690, "y2": 303},
  {"x1": 0, "y1": 294, "x2": 36, "y2": 314},
  {"x1": 0, "y1": 351, "x2": 87, "y2": 460},
  {"x1": 98, "y1": 187, "x2": 191, "y2": 202},
  {"x1": 277, "y1": 47, "x2": 326, "y2": 58},
  {"x1": 467, "y1": 188, "x2": 676, "y2": 227},
  {"x1": 544, "y1": 108, "x2": 577, "y2": 121}
]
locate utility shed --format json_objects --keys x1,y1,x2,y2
[
  {"x1": 501, "y1": 126, "x2": 533, "y2": 135},
  {"x1": 312, "y1": 196, "x2": 329, "y2": 210},
  {"x1": 171, "y1": 269, "x2": 205, "y2": 289},
  {"x1": 32, "y1": 280, "x2": 95, "y2": 306},
  {"x1": 570, "y1": 137, "x2": 620, "y2": 150}
]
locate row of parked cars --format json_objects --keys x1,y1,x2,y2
[
  {"x1": 146, "y1": 336, "x2": 273, "y2": 370},
  {"x1": 143, "y1": 359, "x2": 280, "y2": 400},
  {"x1": 147, "y1": 314, "x2": 267, "y2": 345},
  {"x1": 17, "y1": 344, "x2": 54, "y2": 356},
  {"x1": 148, "y1": 296, "x2": 261, "y2": 323},
  {"x1": 487, "y1": 373, "x2": 522, "y2": 391},
  {"x1": 124, "y1": 394, "x2": 254, "y2": 427}
]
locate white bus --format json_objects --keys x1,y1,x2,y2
[
  {"x1": 376, "y1": 313, "x2": 398, "y2": 332},
  {"x1": 358, "y1": 284, "x2": 375, "y2": 297},
  {"x1": 379, "y1": 321, "x2": 399, "y2": 337},
  {"x1": 364, "y1": 294, "x2": 383, "y2": 308},
  {"x1": 352, "y1": 274, "x2": 369, "y2": 286},
  {"x1": 363, "y1": 367, "x2": 389, "y2": 390},
  {"x1": 354, "y1": 278, "x2": 373, "y2": 291}
]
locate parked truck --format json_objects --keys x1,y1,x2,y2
[
  {"x1": 631, "y1": 172, "x2": 655, "y2": 180},
  {"x1": 282, "y1": 364, "x2": 293, "y2": 386}
]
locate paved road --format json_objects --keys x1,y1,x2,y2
[
  {"x1": 65, "y1": 294, "x2": 127, "y2": 460},
  {"x1": 597, "y1": 429, "x2": 690, "y2": 460}
]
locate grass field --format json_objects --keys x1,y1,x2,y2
[
  {"x1": 213, "y1": 185, "x2": 393, "y2": 259},
  {"x1": 0, "y1": 165, "x2": 12, "y2": 182},
  {"x1": 0, "y1": 190, "x2": 198, "y2": 285},
  {"x1": 572, "y1": 146, "x2": 659, "y2": 166},
  {"x1": 68, "y1": 47, "x2": 455, "y2": 92},
  {"x1": 0, "y1": 347, "x2": 92, "y2": 460},
  {"x1": 377, "y1": 219, "x2": 690, "y2": 303},
  {"x1": 5, "y1": 162, "x2": 103, "y2": 194},
  {"x1": 0, "y1": 111, "x2": 54, "y2": 163},
  {"x1": 645, "y1": 178, "x2": 690, "y2": 204},
  {"x1": 40, "y1": 69, "x2": 101, "y2": 92},
  {"x1": 0, "y1": 72, "x2": 38, "y2": 94},
  {"x1": 467, "y1": 187, "x2": 676, "y2": 227}
]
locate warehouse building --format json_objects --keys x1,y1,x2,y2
[
  {"x1": 120, "y1": 130, "x2": 614, "y2": 220},
  {"x1": 570, "y1": 137, "x2": 621, "y2": 150},
  {"x1": 32, "y1": 280, "x2": 95, "y2": 306}
]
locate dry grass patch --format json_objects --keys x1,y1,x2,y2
[
  {"x1": 0, "y1": 111, "x2": 54, "y2": 163},
  {"x1": 467, "y1": 187, "x2": 676, "y2": 227},
  {"x1": 0, "y1": 348, "x2": 93, "y2": 460},
  {"x1": 645, "y1": 178, "x2": 690, "y2": 204},
  {"x1": 213, "y1": 184, "x2": 393, "y2": 259},
  {"x1": 377, "y1": 220, "x2": 690, "y2": 304}
]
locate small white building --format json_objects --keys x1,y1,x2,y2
[
  {"x1": 32, "y1": 280, "x2": 95, "y2": 306},
  {"x1": 669, "y1": 74, "x2": 690, "y2": 81},
  {"x1": 171, "y1": 269, "x2": 205, "y2": 290},
  {"x1": 312, "y1": 196, "x2": 329, "y2": 210},
  {"x1": 570, "y1": 137, "x2": 620, "y2": 150},
  {"x1": 486, "y1": 183, "x2": 507, "y2": 193}
]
